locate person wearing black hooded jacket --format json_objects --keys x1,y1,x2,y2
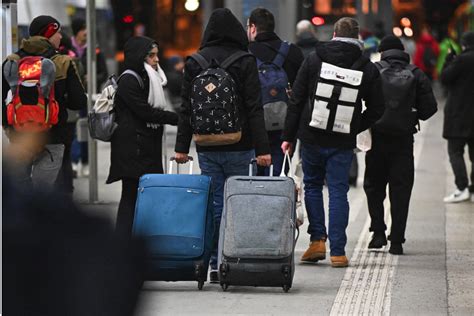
[
  {"x1": 247, "y1": 7, "x2": 304, "y2": 176},
  {"x1": 174, "y1": 8, "x2": 271, "y2": 282},
  {"x1": 107, "y1": 36, "x2": 178, "y2": 236},
  {"x1": 281, "y1": 17, "x2": 385, "y2": 267},
  {"x1": 441, "y1": 31, "x2": 474, "y2": 203},
  {"x1": 363, "y1": 35, "x2": 437, "y2": 255}
]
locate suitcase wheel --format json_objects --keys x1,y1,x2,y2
[
  {"x1": 221, "y1": 283, "x2": 229, "y2": 292},
  {"x1": 283, "y1": 285, "x2": 291, "y2": 293},
  {"x1": 198, "y1": 280, "x2": 204, "y2": 291}
]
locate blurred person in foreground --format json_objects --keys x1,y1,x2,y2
[{"x1": 440, "y1": 31, "x2": 474, "y2": 203}]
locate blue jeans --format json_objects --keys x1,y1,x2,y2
[
  {"x1": 198, "y1": 150, "x2": 255, "y2": 270},
  {"x1": 301, "y1": 142, "x2": 353, "y2": 256}
]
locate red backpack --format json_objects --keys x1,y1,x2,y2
[{"x1": 4, "y1": 56, "x2": 59, "y2": 132}]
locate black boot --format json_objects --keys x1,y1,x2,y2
[
  {"x1": 368, "y1": 232, "x2": 387, "y2": 249},
  {"x1": 389, "y1": 242, "x2": 403, "y2": 255}
]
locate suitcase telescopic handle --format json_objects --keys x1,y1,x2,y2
[
  {"x1": 169, "y1": 156, "x2": 194, "y2": 175},
  {"x1": 249, "y1": 158, "x2": 273, "y2": 176}
]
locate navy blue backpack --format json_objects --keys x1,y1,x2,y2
[{"x1": 257, "y1": 42, "x2": 290, "y2": 131}]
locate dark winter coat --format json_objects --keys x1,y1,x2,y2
[
  {"x1": 440, "y1": 47, "x2": 474, "y2": 139},
  {"x1": 296, "y1": 32, "x2": 319, "y2": 58},
  {"x1": 2, "y1": 36, "x2": 87, "y2": 145},
  {"x1": 282, "y1": 40, "x2": 385, "y2": 149},
  {"x1": 107, "y1": 37, "x2": 178, "y2": 183},
  {"x1": 77, "y1": 46, "x2": 109, "y2": 92},
  {"x1": 374, "y1": 49, "x2": 437, "y2": 134},
  {"x1": 175, "y1": 8, "x2": 270, "y2": 156},
  {"x1": 249, "y1": 31, "x2": 304, "y2": 85}
]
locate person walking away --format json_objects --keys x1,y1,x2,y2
[
  {"x1": 2, "y1": 15, "x2": 87, "y2": 195},
  {"x1": 440, "y1": 31, "x2": 474, "y2": 203},
  {"x1": 436, "y1": 30, "x2": 461, "y2": 78},
  {"x1": 247, "y1": 7, "x2": 304, "y2": 176},
  {"x1": 413, "y1": 27, "x2": 440, "y2": 81},
  {"x1": 174, "y1": 8, "x2": 271, "y2": 282},
  {"x1": 106, "y1": 37, "x2": 179, "y2": 236},
  {"x1": 295, "y1": 19, "x2": 319, "y2": 58},
  {"x1": 364, "y1": 35, "x2": 437, "y2": 255},
  {"x1": 281, "y1": 17, "x2": 385, "y2": 267}
]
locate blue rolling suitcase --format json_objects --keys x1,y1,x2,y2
[{"x1": 132, "y1": 157, "x2": 214, "y2": 290}]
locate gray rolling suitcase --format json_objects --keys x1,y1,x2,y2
[{"x1": 218, "y1": 159, "x2": 298, "y2": 292}]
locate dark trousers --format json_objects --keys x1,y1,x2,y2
[
  {"x1": 116, "y1": 178, "x2": 139, "y2": 237},
  {"x1": 363, "y1": 133, "x2": 414, "y2": 244},
  {"x1": 447, "y1": 138, "x2": 474, "y2": 191}
]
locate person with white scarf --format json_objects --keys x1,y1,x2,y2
[{"x1": 107, "y1": 37, "x2": 179, "y2": 236}]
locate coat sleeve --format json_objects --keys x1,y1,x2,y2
[
  {"x1": 440, "y1": 54, "x2": 464, "y2": 86},
  {"x1": 238, "y1": 56, "x2": 270, "y2": 156},
  {"x1": 414, "y1": 68, "x2": 437, "y2": 121},
  {"x1": 282, "y1": 56, "x2": 311, "y2": 142},
  {"x1": 117, "y1": 75, "x2": 179, "y2": 125},
  {"x1": 65, "y1": 61, "x2": 88, "y2": 110},
  {"x1": 174, "y1": 59, "x2": 196, "y2": 154},
  {"x1": 284, "y1": 44, "x2": 305, "y2": 86},
  {"x1": 358, "y1": 64, "x2": 385, "y2": 132}
]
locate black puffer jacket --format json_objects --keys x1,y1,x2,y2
[
  {"x1": 282, "y1": 40, "x2": 385, "y2": 149},
  {"x1": 374, "y1": 49, "x2": 437, "y2": 134},
  {"x1": 2, "y1": 36, "x2": 87, "y2": 145},
  {"x1": 107, "y1": 37, "x2": 178, "y2": 183},
  {"x1": 175, "y1": 8, "x2": 270, "y2": 156},
  {"x1": 440, "y1": 47, "x2": 474, "y2": 138},
  {"x1": 248, "y1": 32, "x2": 304, "y2": 85}
]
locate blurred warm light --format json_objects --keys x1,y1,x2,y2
[
  {"x1": 400, "y1": 17, "x2": 411, "y2": 27},
  {"x1": 393, "y1": 27, "x2": 403, "y2": 37},
  {"x1": 311, "y1": 16, "x2": 325, "y2": 26},
  {"x1": 184, "y1": 0, "x2": 199, "y2": 12},
  {"x1": 404, "y1": 27, "x2": 413, "y2": 37}
]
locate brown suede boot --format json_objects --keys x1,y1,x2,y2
[
  {"x1": 301, "y1": 240, "x2": 326, "y2": 262},
  {"x1": 330, "y1": 255, "x2": 349, "y2": 267}
]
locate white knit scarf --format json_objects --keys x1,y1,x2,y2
[{"x1": 144, "y1": 62, "x2": 168, "y2": 109}]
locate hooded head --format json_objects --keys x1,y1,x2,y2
[
  {"x1": 124, "y1": 36, "x2": 158, "y2": 73},
  {"x1": 461, "y1": 31, "x2": 474, "y2": 50},
  {"x1": 200, "y1": 8, "x2": 248, "y2": 50}
]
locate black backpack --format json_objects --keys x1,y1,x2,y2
[
  {"x1": 309, "y1": 55, "x2": 368, "y2": 135},
  {"x1": 188, "y1": 51, "x2": 251, "y2": 146},
  {"x1": 375, "y1": 60, "x2": 418, "y2": 135}
]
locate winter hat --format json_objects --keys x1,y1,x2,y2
[
  {"x1": 460, "y1": 31, "x2": 474, "y2": 48},
  {"x1": 29, "y1": 15, "x2": 61, "y2": 38},
  {"x1": 378, "y1": 35, "x2": 404, "y2": 52},
  {"x1": 71, "y1": 18, "x2": 86, "y2": 36}
]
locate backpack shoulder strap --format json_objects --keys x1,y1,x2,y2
[
  {"x1": 272, "y1": 41, "x2": 290, "y2": 67},
  {"x1": 189, "y1": 53, "x2": 210, "y2": 70},
  {"x1": 221, "y1": 51, "x2": 252, "y2": 70},
  {"x1": 119, "y1": 69, "x2": 144, "y2": 89},
  {"x1": 375, "y1": 60, "x2": 390, "y2": 71}
]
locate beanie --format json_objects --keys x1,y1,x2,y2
[
  {"x1": 71, "y1": 18, "x2": 86, "y2": 36},
  {"x1": 29, "y1": 15, "x2": 61, "y2": 38},
  {"x1": 461, "y1": 31, "x2": 474, "y2": 49},
  {"x1": 378, "y1": 35, "x2": 404, "y2": 52}
]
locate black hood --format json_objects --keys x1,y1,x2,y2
[
  {"x1": 381, "y1": 49, "x2": 410, "y2": 65},
  {"x1": 315, "y1": 40, "x2": 362, "y2": 68},
  {"x1": 200, "y1": 8, "x2": 248, "y2": 50},
  {"x1": 124, "y1": 36, "x2": 156, "y2": 73}
]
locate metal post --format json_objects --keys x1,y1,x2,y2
[
  {"x1": 87, "y1": 0, "x2": 99, "y2": 203},
  {"x1": 1, "y1": 0, "x2": 18, "y2": 62}
]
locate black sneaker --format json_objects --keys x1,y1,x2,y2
[
  {"x1": 368, "y1": 232, "x2": 387, "y2": 249},
  {"x1": 209, "y1": 271, "x2": 219, "y2": 283},
  {"x1": 389, "y1": 243, "x2": 403, "y2": 255}
]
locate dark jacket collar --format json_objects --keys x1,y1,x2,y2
[
  {"x1": 20, "y1": 36, "x2": 56, "y2": 56},
  {"x1": 381, "y1": 49, "x2": 410, "y2": 64},
  {"x1": 255, "y1": 32, "x2": 280, "y2": 43},
  {"x1": 200, "y1": 8, "x2": 248, "y2": 50},
  {"x1": 315, "y1": 40, "x2": 362, "y2": 67}
]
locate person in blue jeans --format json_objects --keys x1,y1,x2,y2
[
  {"x1": 174, "y1": 9, "x2": 271, "y2": 283},
  {"x1": 281, "y1": 17, "x2": 384, "y2": 267}
]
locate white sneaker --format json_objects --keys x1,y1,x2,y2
[{"x1": 443, "y1": 188, "x2": 470, "y2": 203}]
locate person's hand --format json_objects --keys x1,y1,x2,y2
[
  {"x1": 174, "y1": 152, "x2": 190, "y2": 164},
  {"x1": 281, "y1": 141, "x2": 293, "y2": 155},
  {"x1": 256, "y1": 154, "x2": 271, "y2": 167}
]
